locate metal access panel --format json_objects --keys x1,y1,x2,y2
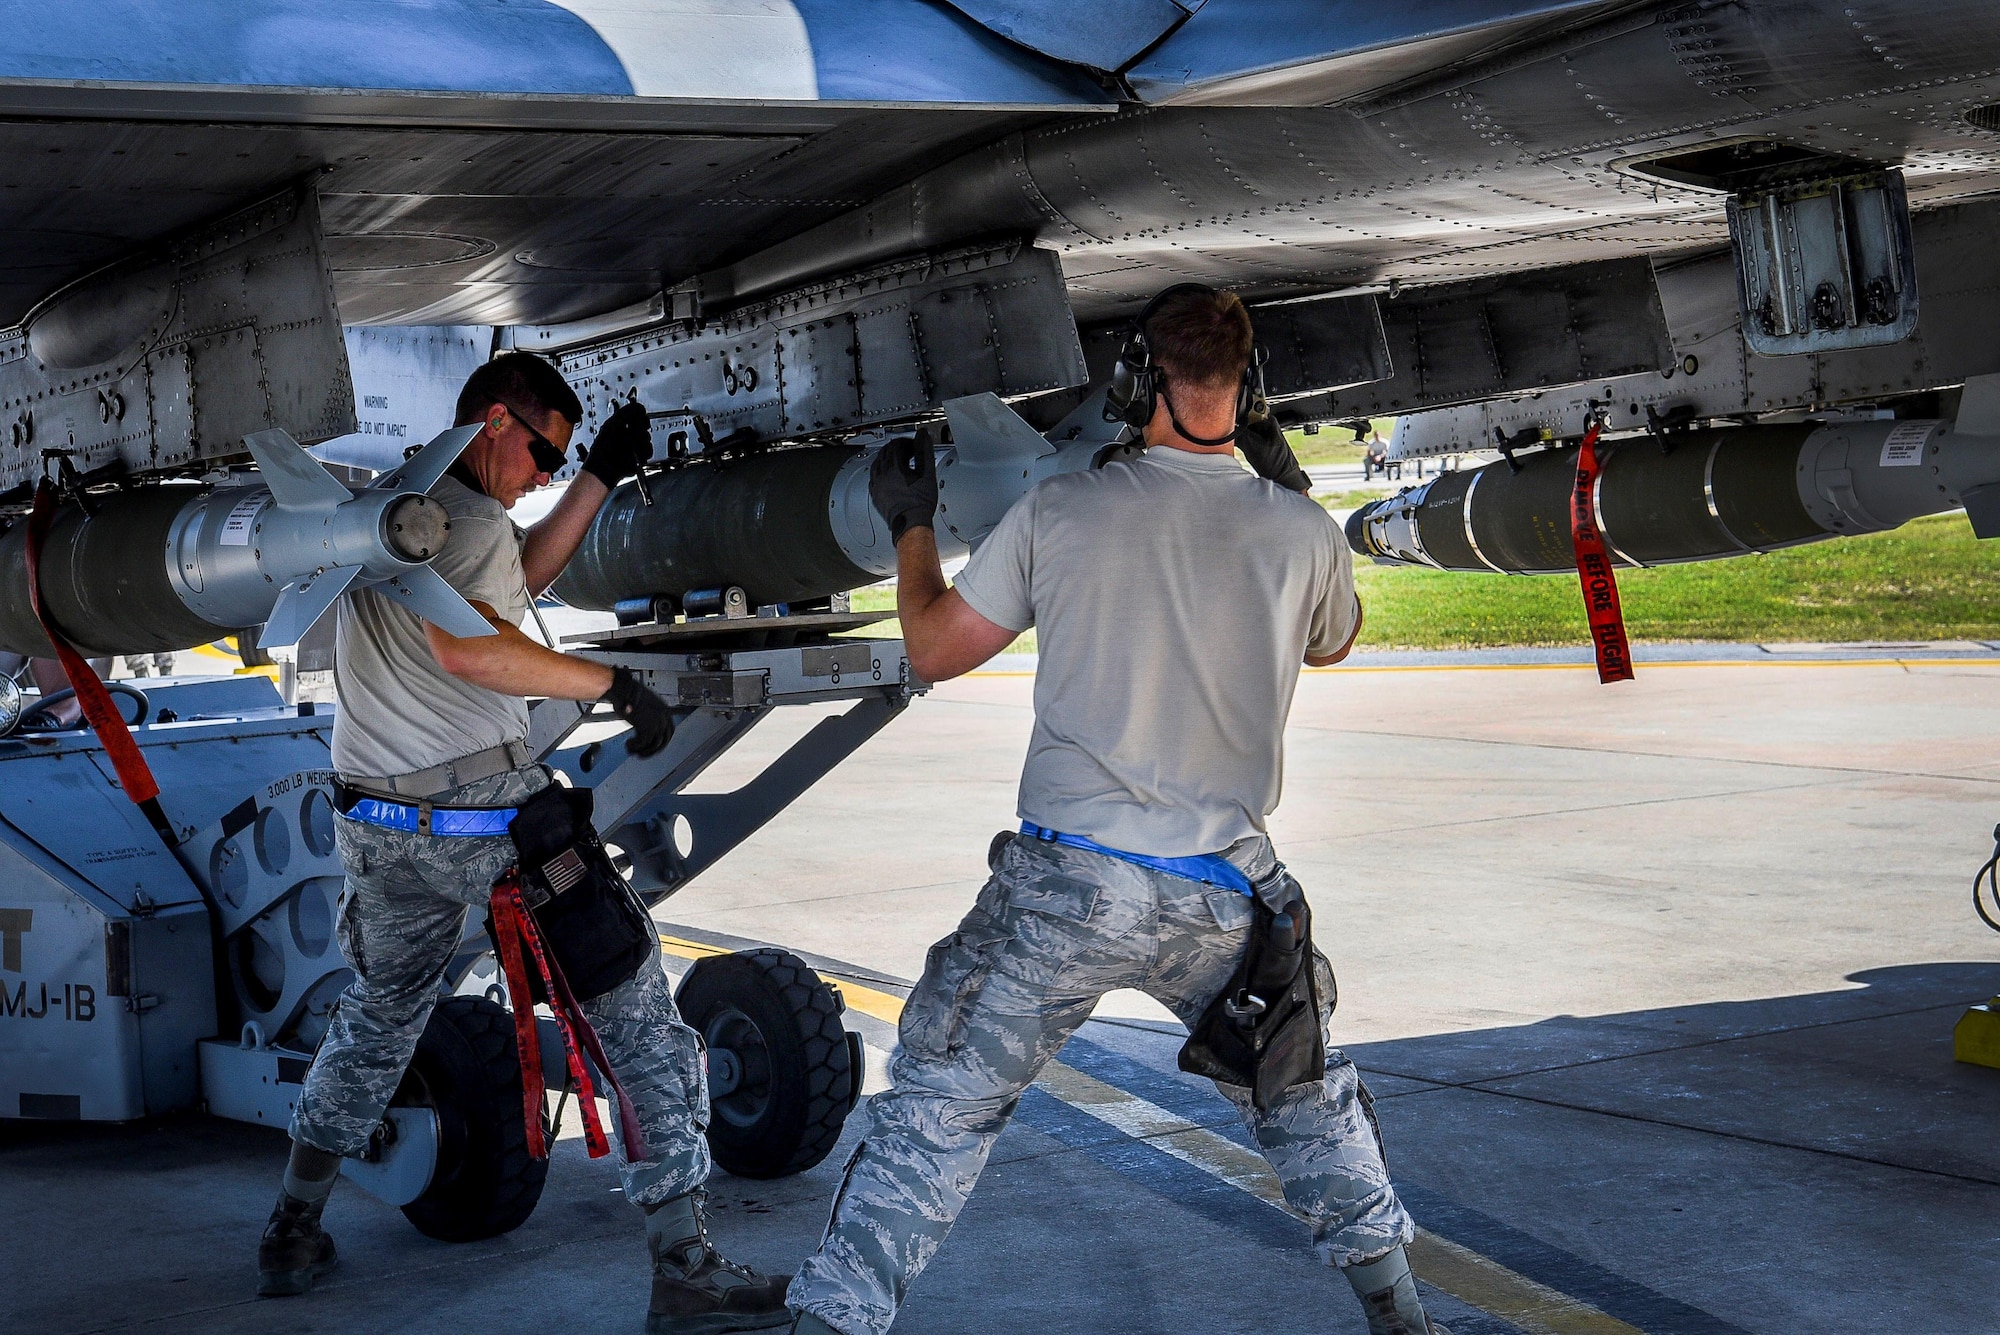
[
  {"x1": 0, "y1": 183, "x2": 355, "y2": 497},
  {"x1": 1389, "y1": 195, "x2": 2000, "y2": 457},
  {"x1": 319, "y1": 325, "x2": 493, "y2": 474},
  {"x1": 555, "y1": 241, "x2": 1087, "y2": 448},
  {"x1": 1729, "y1": 169, "x2": 1918, "y2": 357},
  {"x1": 1271, "y1": 258, "x2": 1672, "y2": 424}
]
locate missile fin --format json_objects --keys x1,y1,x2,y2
[
  {"x1": 942, "y1": 393, "x2": 1056, "y2": 464},
  {"x1": 243, "y1": 429, "x2": 354, "y2": 511},
  {"x1": 937, "y1": 393, "x2": 1060, "y2": 550},
  {"x1": 381, "y1": 564, "x2": 498, "y2": 639},
  {"x1": 259, "y1": 564, "x2": 364, "y2": 649},
  {"x1": 370, "y1": 424, "x2": 482, "y2": 497}
]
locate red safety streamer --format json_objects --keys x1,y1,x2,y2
[
  {"x1": 490, "y1": 881, "x2": 556, "y2": 1159},
  {"x1": 1570, "y1": 423, "x2": 1636, "y2": 685},
  {"x1": 490, "y1": 873, "x2": 647, "y2": 1162},
  {"x1": 24, "y1": 479, "x2": 179, "y2": 843}
]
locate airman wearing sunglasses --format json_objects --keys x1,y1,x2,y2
[{"x1": 260, "y1": 352, "x2": 794, "y2": 1333}]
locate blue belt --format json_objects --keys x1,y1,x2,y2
[
  {"x1": 339, "y1": 796, "x2": 518, "y2": 837},
  {"x1": 1020, "y1": 822, "x2": 1253, "y2": 896}
]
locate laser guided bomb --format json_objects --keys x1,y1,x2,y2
[
  {"x1": 0, "y1": 425, "x2": 494, "y2": 658},
  {"x1": 1347, "y1": 416, "x2": 2000, "y2": 575}
]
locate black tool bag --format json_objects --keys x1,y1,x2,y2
[
  {"x1": 1178, "y1": 865, "x2": 1327, "y2": 1111},
  {"x1": 486, "y1": 783, "x2": 654, "y2": 1004}
]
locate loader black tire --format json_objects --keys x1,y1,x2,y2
[
  {"x1": 398, "y1": 995, "x2": 548, "y2": 1242},
  {"x1": 675, "y1": 948, "x2": 856, "y2": 1180}
]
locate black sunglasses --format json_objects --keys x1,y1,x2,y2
[{"x1": 499, "y1": 403, "x2": 571, "y2": 474}]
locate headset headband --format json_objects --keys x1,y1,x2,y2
[{"x1": 1130, "y1": 282, "x2": 1221, "y2": 343}]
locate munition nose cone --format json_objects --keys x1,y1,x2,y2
[
  {"x1": 384, "y1": 494, "x2": 449, "y2": 561},
  {"x1": 1343, "y1": 500, "x2": 1377, "y2": 554}
]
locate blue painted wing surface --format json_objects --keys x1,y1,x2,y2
[
  {"x1": 0, "y1": 0, "x2": 632, "y2": 94},
  {"x1": 0, "y1": 0, "x2": 1111, "y2": 106},
  {"x1": 935, "y1": 0, "x2": 1188, "y2": 71},
  {"x1": 790, "y1": 0, "x2": 1111, "y2": 103}
]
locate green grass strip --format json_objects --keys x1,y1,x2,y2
[
  {"x1": 1354, "y1": 512, "x2": 2000, "y2": 648},
  {"x1": 850, "y1": 514, "x2": 2000, "y2": 655}
]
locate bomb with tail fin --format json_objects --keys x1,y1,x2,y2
[{"x1": 0, "y1": 425, "x2": 496, "y2": 657}]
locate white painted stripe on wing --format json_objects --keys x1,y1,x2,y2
[{"x1": 545, "y1": 0, "x2": 818, "y2": 100}]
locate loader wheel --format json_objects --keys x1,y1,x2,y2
[
  {"x1": 398, "y1": 995, "x2": 548, "y2": 1242},
  {"x1": 676, "y1": 948, "x2": 858, "y2": 1179}
]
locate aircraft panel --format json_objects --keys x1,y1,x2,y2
[
  {"x1": 1126, "y1": 0, "x2": 1637, "y2": 105},
  {"x1": 0, "y1": 113, "x2": 1083, "y2": 328}
]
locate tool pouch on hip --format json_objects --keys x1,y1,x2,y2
[
  {"x1": 1177, "y1": 865, "x2": 1326, "y2": 1111},
  {"x1": 484, "y1": 784, "x2": 653, "y2": 1004}
]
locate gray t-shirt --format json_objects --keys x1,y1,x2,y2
[
  {"x1": 331, "y1": 477, "x2": 531, "y2": 779},
  {"x1": 954, "y1": 447, "x2": 1356, "y2": 857}
]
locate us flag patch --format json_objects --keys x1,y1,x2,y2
[{"x1": 542, "y1": 848, "x2": 587, "y2": 895}]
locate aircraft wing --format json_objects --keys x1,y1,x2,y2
[
  {"x1": 0, "y1": 0, "x2": 1904, "y2": 331},
  {"x1": 0, "y1": 0, "x2": 1123, "y2": 328}
]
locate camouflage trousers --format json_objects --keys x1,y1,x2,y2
[
  {"x1": 291, "y1": 765, "x2": 712, "y2": 1207},
  {"x1": 788, "y1": 833, "x2": 1414, "y2": 1335}
]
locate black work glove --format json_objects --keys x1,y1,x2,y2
[
  {"x1": 1236, "y1": 414, "x2": 1312, "y2": 494},
  {"x1": 600, "y1": 667, "x2": 675, "y2": 758},
  {"x1": 581, "y1": 400, "x2": 654, "y2": 488},
  {"x1": 869, "y1": 428, "x2": 938, "y2": 543}
]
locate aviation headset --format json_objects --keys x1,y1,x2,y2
[{"x1": 1102, "y1": 282, "x2": 1269, "y2": 445}]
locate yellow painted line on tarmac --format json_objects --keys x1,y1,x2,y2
[
  {"x1": 658, "y1": 932, "x2": 731, "y2": 961},
  {"x1": 1035, "y1": 1059, "x2": 1644, "y2": 1335},
  {"x1": 816, "y1": 977, "x2": 907, "y2": 1028},
  {"x1": 658, "y1": 929, "x2": 1636, "y2": 1333},
  {"x1": 656, "y1": 933, "x2": 910, "y2": 1028}
]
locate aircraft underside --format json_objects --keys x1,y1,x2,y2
[{"x1": 0, "y1": 0, "x2": 1989, "y2": 623}]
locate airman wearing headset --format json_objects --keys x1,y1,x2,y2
[{"x1": 780, "y1": 287, "x2": 1444, "y2": 1335}]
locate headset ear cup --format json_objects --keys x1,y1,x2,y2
[
  {"x1": 1105, "y1": 332, "x2": 1148, "y2": 426},
  {"x1": 1105, "y1": 358, "x2": 1135, "y2": 423},
  {"x1": 1108, "y1": 332, "x2": 1158, "y2": 431},
  {"x1": 1238, "y1": 342, "x2": 1269, "y2": 422},
  {"x1": 1128, "y1": 366, "x2": 1158, "y2": 431}
]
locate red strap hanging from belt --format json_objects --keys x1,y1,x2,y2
[
  {"x1": 24, "y1": 479, "x2": 179, "y2": 844},
  {"x1": 490, "y1": 873, "x2": 647, "y2": 1162},
  {"x1": 1570, "y1": 423, "x2": 1636, "y2": 685}
]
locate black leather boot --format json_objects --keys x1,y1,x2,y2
[
  {"x1": 256, "y1": 1190, "x2": 338, "y2": 1297},
  {"x1": 644, "y1": 1191, "x2": 792, "y2": 1334}
]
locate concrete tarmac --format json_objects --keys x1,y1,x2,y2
[{"x1": 7, "y1": 651, "x2": 2000, "y2": 1334}]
